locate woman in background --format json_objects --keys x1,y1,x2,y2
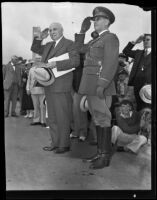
[{"x1": 21, "y1": 60, "x2": 34, "y2": 118}]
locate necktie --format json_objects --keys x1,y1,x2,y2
[
  {"x1": 144, "y1": 49, "x2": 148, "y2": 57},
  {"x1": 45, "y1": 41, "x2": 56, "y2": 63}
]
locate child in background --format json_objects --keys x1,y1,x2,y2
[
  {"x1": 116, "y1": 69, "x2": 129, "y2": 100},
  {"x1": 112, "y1": 100, "x2": 147, "y2": 154}
]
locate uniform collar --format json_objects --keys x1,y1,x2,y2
[{"x1": 98, "y1": 29, "x2": 109, "y2": 36}]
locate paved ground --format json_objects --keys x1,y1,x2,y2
[{"x1": 5, "y1": 103, "x2": 151, "y2": 190}]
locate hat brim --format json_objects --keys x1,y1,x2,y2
[
  {"x1": 90, "y1": 15, "x2": 109, "y2": 21},
  {"x1": 35, "y1": 68, "x2": 55, "y2": 86},
  {"x1": 139, "y1": 92, "x2": 151, "y2": 104},
  {"x1": 80, "y1": 96, "x2": 88, "y2": 112},
  {"x1": 139, "y1": 85, "x2": 151, "y2": 104}
]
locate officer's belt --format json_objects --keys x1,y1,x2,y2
[
  {"x1": 83, "y1": 66, "x2": 100, "y2": 75},
  {"x1": 84, "y1": 58, "x2": 101, "y2": 66}
]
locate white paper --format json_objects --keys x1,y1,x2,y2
[
  {"x1": 48, "y1": 53, "x2": 75, "y2": 77},
  {"x1": 52, "y1": 68, "x2": 75, "y2": 78},
  {"x1": 48, "y1": 53, "x2": 69, "y2": 62}
]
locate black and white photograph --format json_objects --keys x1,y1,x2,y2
[{"x1": 2, "y1": 2, "x2": 155, "y2": 198}]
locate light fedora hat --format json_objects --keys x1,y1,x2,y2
[
  {"x1": 139, "y1": 84, "x2": 151, "y2": 104},
  {"x1": 80, "y1": 95, "x2": 89, "y2": 112},
  {"x1": 34, "y1": 67, "x2": 55, "y2": 86}
]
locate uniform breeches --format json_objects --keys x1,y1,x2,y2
[{"x1": 87, "y1": 95, "x2": 112, "y2": 127}]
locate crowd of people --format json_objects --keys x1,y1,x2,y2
[{"x1": 3, "y1": 6, "x2": 152, "y2": 170}]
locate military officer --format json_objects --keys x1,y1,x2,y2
[{"x1": 75, "y1": 7, "x2": 119, "y2": 169}]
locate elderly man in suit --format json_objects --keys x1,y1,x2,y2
[
  {"x1": 75, "y1": 7, "x2": 119, "y2": 169},
  {"x1": 31, "y1": 23, "x2": 79, "y2": 153},
  {"x1": 123, "y1": 34, "x2": 151, "y2": 111},
  {"x1": 3, "y1": 56, "x2": 23, "y2": 117}
]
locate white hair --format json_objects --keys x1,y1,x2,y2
[{"x1": 49, "y1": 22, "x2": 64, "y2": 32}]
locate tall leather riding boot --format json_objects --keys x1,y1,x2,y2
[
  {"x1": 90, "y1": 127, "x2": 112, "y2": 169},
  {"x1": 82, "y1": 126, "x2": 103, "y2": 163}
]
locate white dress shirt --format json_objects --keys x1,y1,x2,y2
[
  {"x1": 11, "y1": 62, "x2": 15, "y2": 71},
  {"x1": 54, "y1": 36, "x2": 63, "y2": 48}
]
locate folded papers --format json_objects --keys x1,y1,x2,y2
[{"x1": 48, "y1": 53, "x2": 75, "y2": 77}]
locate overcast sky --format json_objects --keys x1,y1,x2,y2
[{"x1": 2, "y1": 2, "x2": 151, "y2": 64}]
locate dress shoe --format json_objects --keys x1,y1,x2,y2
[
  {"x1": 43, "y1": 146, "x2": 58, "y2": 151},
  {"x1": 30, "y1": 122, "x2": 41, "y2": 126},
  {"x1": 89, "y1": 154, "x2": 110, "y2": 169},
  {"x1": 41, "y1": 123, "x2": 47, "y2": 127},
  {"x1": 28, "y1": 113, "x2": 33, "y2": 118},
  {"x1": 70, "y1": 133, "x2": 78, "y2": 139},
  {"x1": 82, "y1": 153, "x2": 101, "y2": 163},
  {"x1": 55, "y1": 147, "x2": 70, "y2": 154},
  {"x1": 79, "y1": 136, "x2": 86, "y2": 142}
]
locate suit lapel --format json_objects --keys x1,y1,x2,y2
[
  {"x1": 47, "y1": 37, "x2": 65, "y2": 60},
  {"x1": 44, "y1": 42, "x2": 55, "y2": 62}
]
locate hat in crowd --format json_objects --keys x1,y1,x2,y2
[
  {"x1": 11, "y1": 55, "x2": 25, "y2": 64},
  {"x1": 119, "y1": 53, "x2": 128, "y2": 62},
  {"x1": 139, "y1": 84, "x2": 151, "y2": 104},
  {"x1": 25, "y1": 59, "x2": 34, "y2": 65},
  {"x1": 91, "y1": 7, "x2": 115, "y2": 24},
  {"x1": 80, "y1": 95, "x2": 88, "y2": 112},
  {"x1": 34, "y1": 67, "x2": 55, "y2": 86},
  {"x1": 11, "y1": 55, "x2": 19, "y2": 61},
  {"x1": 18, "y1": 57, "x2": 27, "y2": 64}
]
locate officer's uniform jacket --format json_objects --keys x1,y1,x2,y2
[{"x1": 75, "y1": 30, "x2": 119, "y2": 96}]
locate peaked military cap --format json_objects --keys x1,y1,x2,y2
[{"x1": 91, "y1": 6, "x2": 115, "y2": 24}]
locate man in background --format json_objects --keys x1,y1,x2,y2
[
  {"x1": 123, "y1": 34, "x2": 151, "y2": 111},
  {"x1": 3, "y1": 56, "x2": 23, "y2": 117}
]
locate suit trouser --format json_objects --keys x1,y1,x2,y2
[
  {"x1": 4, "y1": 83, "x2": 19, "y2": 115},
  {"x1": 87, "y1": 95, "x2": 112, "y2": 127},
  {"x1": 73, "y1": 92, "x2": 88, "y2": 137},
  {"x1": 112, "y1": 125, "x2": 147, "y2": 153},
  {"x1": 45, "y1": 89, "x2": 72, "y2": 148},
  {"x1": 31, "y1": 94, "x2": 46, "y2": 123},
  {"x1": 18, "y1": 87, "x2": 23, "y2": 111}
]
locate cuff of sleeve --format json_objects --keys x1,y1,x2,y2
[
  {"x1": 75, "y1": 33, "x2": 85, "y2": 41},
  {"x1": 34, "y1": 36, "x2": 42, "y2": 41},
  {"x1": 130, "y1": 41, "x2": 136, "y2": 45},
  {"x1": 97, "y1": 78, "x2": 110, "y2": 88}
]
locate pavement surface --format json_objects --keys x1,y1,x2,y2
[{"x1": 5, "y1": 103, "x2": 151, "y2": 190}]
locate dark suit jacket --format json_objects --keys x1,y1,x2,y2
[
  {"x1": 123, "y1": 42, "x2": 151, "y2": 86},
  {"x1": 75, "y1": 31, "x2": 119, "y2": 96},
  {"x1": 31, "y1": 36, "x2": 80, "y2": 92},
  {"x1": 3, "y1": 62, "x2": 22, "y2": 90}
]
